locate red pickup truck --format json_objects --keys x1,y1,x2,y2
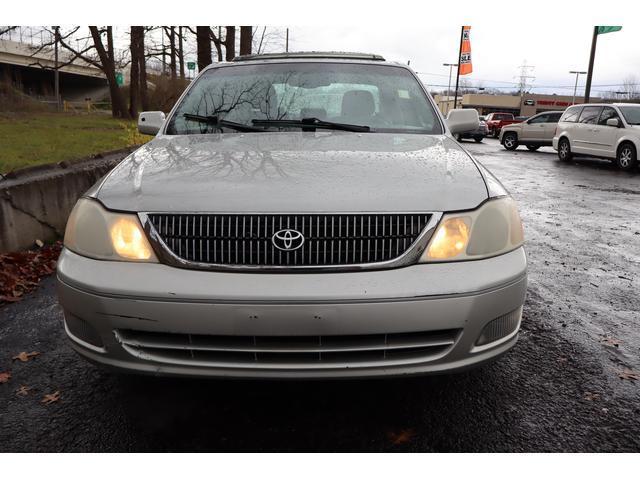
[{"x1": 485, "y1": 113, "x2": 523, "y2": 138}]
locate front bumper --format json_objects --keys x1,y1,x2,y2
[{"x1": 56, "y1": 247, "x2": 527, "y2": 379}]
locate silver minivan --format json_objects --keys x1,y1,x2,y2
[{"x1": 57, "y1": 52, "x2": 527, "y2": 379}]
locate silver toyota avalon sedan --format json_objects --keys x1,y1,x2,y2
[{"x1": 57, "y1": 52, "x2": 527, "y2": 378}]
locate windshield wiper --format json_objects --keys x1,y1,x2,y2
[
  {"x1": 251, "y1": 117, "x2": 371, "y2": 132},
  {"x1": 183, "y1": 113, "x2": 266, "y2": 132}
]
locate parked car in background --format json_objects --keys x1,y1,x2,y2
[
  {"x1": 553, "y1": 103, "x2": 640, "y2": 171},
  {"x1": 485, "y1": 112, "x2": 522, "y2": 138},
  {"x1": 455, "y1": 114, "x2": 488, "y2": 142},
  {"x1": 57, "y1": 52, "x2": 527, "y2": 379},
  {"x1": 499, "y1": 111, "x2": 563, "y2": 151}
]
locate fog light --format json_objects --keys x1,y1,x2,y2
[{"x1": 476, "y1": 307, "x2": 522, "y2": 347}]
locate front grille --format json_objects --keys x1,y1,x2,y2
[
  {"x1": 115, "y1": 329, "x2": 459, "y2": 369},
  {"x1": 147, "y1": 213, "x2": 432, "y2": 267}
]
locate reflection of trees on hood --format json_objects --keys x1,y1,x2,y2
[{"x1": 118, "y1": 138, "x2": 290, "y2": 188}]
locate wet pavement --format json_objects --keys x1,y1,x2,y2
[{"x1": 1, "y1": 138, "x2": 639, "y2": 452}]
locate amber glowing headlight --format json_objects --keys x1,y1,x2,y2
[
  {"x1": 64, "y1": 198, "x2": 157, "y2": 262},
  {"x1": 421, "y1": 196, "x2": 524, "y2": 262}
]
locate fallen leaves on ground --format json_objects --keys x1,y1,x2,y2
[
  {"x1": 12, "y1": 351, "x2": 40, "y2": 362},
  {"x1": 41, "y1": 391, "x2": 61, "y2": 405},
  {"x1": 618, "y1": 369, "x2": 639, "y2": 381},
  {"x1": 600, "y1": 336, "x2": 621, "y2": 348},
  {"x1": 0, "y1": 241, "x2": 62, "y2": 305},
  {"x1": 0, "y1": 371, "x2": 11, "y2": 383},
  {"x1": 387, "y1": 428, "x2": 416, "y2": 446},
  {"x1": 15, "y1": 385, "x2": 31, "y2": 396}
]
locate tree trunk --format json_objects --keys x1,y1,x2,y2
[
  {"x1": 225, "y1": 26, "x2": 235, "y2": 61},
  {"x1": 89, "y1": 26, "x2": 128, "y2": 118},
  {"x1": 196, "y1": 26, "x2": 212, "y2": 71},
  {"x1": 139, "y1": 28, "x2": 149, "y2": 111},
  {"x1": 129, "y1": 26, "x2": 141, "y2": 118},
  {"x1": 178, "y1": 26, "x2": 185, "y2": 79},
  {"x1": 211, "y1": 27, "x2": 223, "y2": 62},
  {"x1": 168, "y1": 26, "x2": 177, "y2": 79},
  {"x1": 239, "y1": 26, "x2": 252, "y2": 56}
]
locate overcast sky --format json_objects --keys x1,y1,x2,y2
[
  {"x1": 288, "y1": 24, "x2": 639, "y2": 96},
  {"x1": 14, "y1": 22, "x2": 637, "y2": 97}
]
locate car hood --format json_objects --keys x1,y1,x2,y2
[{"x1": 94, "y1": 132, "x2": 488, "y2": 213}]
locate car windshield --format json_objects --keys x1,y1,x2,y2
[
  {"x1": 165, "y1": 62, "x2": 442, "y2": 135},
  {"x1": 618, "y1": 106, "x2": 640, "y2": 125}
]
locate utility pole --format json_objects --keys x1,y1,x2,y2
[
  {"x1": 285, "y1": 28, "x2": 289, "y2": 52},
  {"x1": 443, "y1": 63, "x2": 458, "y2": 114},
  {"x1": 569, "y1": 70, "x2": 587, "y2": 105},
  {"x1": 53, "y1": 26, "x2": 60, "y2": 111},
  {"x1": 584, "y1": 26, "x2": 599, "y2": 103}
]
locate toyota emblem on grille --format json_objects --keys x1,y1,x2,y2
[{"x1": 272, "y1": 229, "x2": 305, "y2": 251}]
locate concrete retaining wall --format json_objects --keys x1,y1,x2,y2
[{"x1": 0, "y1": 147, "x2": 137, "y2": 252}]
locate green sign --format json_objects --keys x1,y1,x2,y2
[
  {"x1": 597, "y1": 26, "x2": 622, "y2": 35},
  {"x1": 187, "y1": 61, "x2": 196, "y2": 71},
  {"x1": 115, "y1": 71, "x2": 124, "y2": 86}
]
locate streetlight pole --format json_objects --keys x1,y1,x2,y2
[
  {"x1": 443, "y1": 63, "x2": 458, "y2": 115},
  {"x1": 569, "y1": 70, "x2": 587, "y2": 105}
]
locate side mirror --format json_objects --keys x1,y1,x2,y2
[
  {"x1": 606, "y1": 118, "x2": 620, "y2": 128},
  {"x1": 446, "y1": 109, "x2": 479, "y2": 135},
  {"x1": 138, "y1": 111, "x2": 166, "y2": 135}
]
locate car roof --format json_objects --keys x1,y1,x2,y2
[{"x1": 568, "y1": 103, "x2": 640, "y2": 108}]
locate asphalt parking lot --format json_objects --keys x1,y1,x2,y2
[{"x1": 1, "y1": 138, "x2": 639, "y2": 452}]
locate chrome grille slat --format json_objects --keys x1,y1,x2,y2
[{"x1": 147, "y1": 213, "x2": 432, "y2": 269}]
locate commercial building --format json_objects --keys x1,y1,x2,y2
[{"x1": 434, "y1": 93, "x2": 602, "y2": 117}]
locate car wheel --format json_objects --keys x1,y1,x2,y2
[
  {"x1": 503, "y1": 133, "x2": 518, "y2": 151},
  {"x1": 526, "y1": 145, "x2": 540, "y2": 151},
  {"x1": 616, "y1": 143, "x2": 638, "y2": 171},
  {"x1": 558, "y1": 138, "x2": 572, "y2": 161},
  {"x1": 474, "y1": 136, "x2": 483, "y2": 143},
  {"x1": 456, "y1": 134, "x2": 463, "y2": 142}
]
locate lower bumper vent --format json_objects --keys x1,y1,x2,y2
[
  {"x1": 115, "y1": 329, "x2": 460, "y2": 370},
  {"x1": 475, "y1": 307, "x2": 522, "y2": 347},
  {"x1": 64, "y1": 312, "x2": 103, "y2": 348}
]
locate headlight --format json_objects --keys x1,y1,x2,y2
[
  {"x1": 421, "y1": 196, "x2": 524, "y2": 262},
  {"x1": 64, "y1": 198, "x2": 157, "y2": 262}
]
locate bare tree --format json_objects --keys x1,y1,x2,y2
[
  {"x1": 32, "y1": 26, "x2": 129, "y2": 118},
  {"x1": 88, "y1": 26, "x2": 128, "y2": 117},
  {"x1": 622, "y1": 75, "x2": 639, "y2": 100}
]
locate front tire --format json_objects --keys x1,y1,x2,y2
[
  {"x1": 474, "y1": 136, "x2": 483, "y2": 143},
  {"x1": 558, "y1": 138, "x2": 572, "y2": 161},
  {"x1": 526, "y1": 145, "x2": 540, "y2": 151},
  {"x1": 616, "y1": 143, "x2": 637, "y2": 171},
  {"x1": 503, "y1": 132, "x2": 518, "y2": 151},
  {"x1": 456, "y1": 134, "x2": 463, "y2": 142}
]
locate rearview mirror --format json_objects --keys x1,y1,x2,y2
[
  {"x1": 606, "y1": 118, "x2": 620, "y2": 128},
  {"x1": 446, "y1": 109, "x2": 479, "y2": 135},
  {"x1": 138, "y1": 111, "x2": 166, "y2": 135}
]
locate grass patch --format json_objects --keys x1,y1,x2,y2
[{"x1": 0, "y1": 112, "x2": 152, "y2": 173}]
